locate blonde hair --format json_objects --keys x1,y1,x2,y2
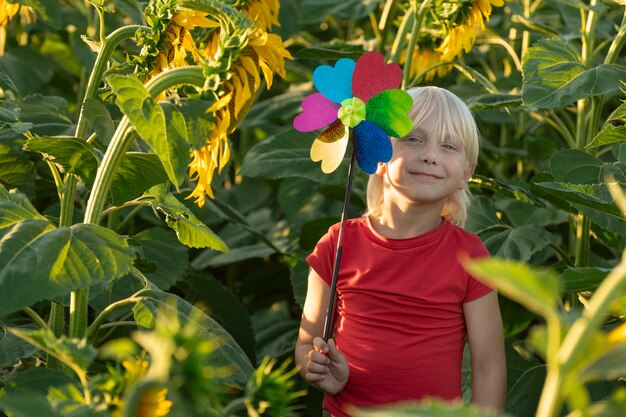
[{"x1": 366, "y1": 86, "x2": 480, "y2": 227}]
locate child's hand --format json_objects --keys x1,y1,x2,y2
[{"x1": 304, "y1": 337, "x2": 349, "y2": 395}]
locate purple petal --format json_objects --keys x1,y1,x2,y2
[{"x1": 294, "y1": 93, "x2": 341, "y2": 132}]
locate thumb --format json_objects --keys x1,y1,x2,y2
[{"x1": 312, "y1": 336, "x2": 329, "y2": 354}]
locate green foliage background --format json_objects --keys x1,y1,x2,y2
[{"x1": 0, "y1": 0, "x2": 625, "y2": 416}]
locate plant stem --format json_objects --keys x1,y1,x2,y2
[
  {"x1": 402, "y1": 0, "x2": 433, "y2": 88},
  {"x1": 24, "y1": 307, "x2": 49, "y2": 330},
  {"x1": 389, "y1": 9, "x2": 414, "y2": 64},
  {"x1": 222, "y1": 397, "x2": 246, "y2": 417},
  {"x1": 85, "y1": 297, "x2": 143, "y2": 341},
  {"x1": 605, "y1": 6, "x2": 626, "y2": 65},
  {"x1": 535, "y1": 368, "x2": 565, "y2": 417},
  {"x1": 71, "y1": 67, "x2": 207, "y2": 340},
  {"x1": 47, "y1": 303, "x2": 66, "y2": 372}
]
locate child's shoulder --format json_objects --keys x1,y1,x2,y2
[{"x1": 444, "y1": 220, "x2": 488, "y2": 252}]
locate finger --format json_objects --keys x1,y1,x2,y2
[
  {"x1": 305, "y1": 372, "x2": 325, "y2": 383},
  {"x1": 308, "y1": 350, "x2": 331, "y2": 365},
  {"x1": 313, "y1": 337, "x2": 329, "y2": 354},
  {"x1": 306, "y1": 361, "x2": 329, "y2": 375},
  {"x1": 326, "y1": 338, "x2": 345, "y2": 362}
]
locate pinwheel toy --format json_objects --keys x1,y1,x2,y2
[{"x1": 293, "y1": 51, "x2": 414, "y2": 340}]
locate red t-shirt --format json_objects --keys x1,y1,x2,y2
[{"x1": 306, "y1": 216, "x2": 492, "y2": 417}]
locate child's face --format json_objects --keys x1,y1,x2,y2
[{"x1": 379, "y1": 112, "x2": 475, "y2": 208}]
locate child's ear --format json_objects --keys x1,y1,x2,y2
[
  {"x1": 459, "y1": 163, "x2": 476, "y2": 189},
  {"x1": 464, "y1": 163, "x2": 476, "y2": 181},
  {"x1": 376, "y1": 162, "x2": 387, "y2": 175}
]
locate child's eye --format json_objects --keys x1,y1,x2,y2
[
  {"x1": 441, "y1": 142, "x2": 458, "y2": 151},
  {"x1": 405, "y1": 136, "x2": 424, "y2": 143}
]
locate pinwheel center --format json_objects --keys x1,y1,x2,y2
[{"x1": 338, "y1": 97, "x2": 366, "y2": 128}]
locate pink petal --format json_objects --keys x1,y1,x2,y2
[
  {"x1": 294, "y1": 93, "x2": 341, "y2": 132},
  {"x1": 352, "y1": 51, "x2": 403, "y2": 103}
]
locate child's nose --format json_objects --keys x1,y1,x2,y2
[{"x1": 420, "y1": 144, "x2": 439, "y2": 165}]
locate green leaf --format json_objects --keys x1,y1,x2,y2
[
  {"x1": 586, "y1": 124, "x2": 626, "y2": 149},
  {"x1": 132, "y1": 287, "x2": 254, "y2": 388},
  {"x1": 0, "y1": 63, "x2": 19, "y2": 94},
  {"x1": 289, "y1": 258, "x2": 308, "y2": 309},
  {"x1": 467, "y1": 93, "x2": 522, "y2": 111},
  {"x1": 580, "y1": 343, "x2": 626, "y2": 381},
  {"x1": 4, "y1": 367, "x2": 77, "y2": 395},
  {"x1": 3, "y1": 326, "x2": 96, "y2": 378},
  {"x1": 481, "y1": 224, "x2": 558, "y2": 263},
  {"x1": 192, "y1": 242, "x2": 274, "y2": 268},
  {"x1": 464, "y1": 258, "x2": 561, "y2": 319},
  {"x1": 0, "y1": 184, "x2": 44, "y2": 229},
  {"x1": 0, "y1": 47, "x2": 54, "y2": 96},
  {"x1": 299, "y1": 216, "x2": 338, "y2": 251},
  {"x1": 159, "y1": 102, "x2": 190, "y2": 187},
  {"x1": 108, "y1": 75, "x2": 189, "y2": 188},
  {"x1": 0, "y1": 326, "x2": 39, "y2": 368},
  {"x1": 299, "y1": 0, "x2": 386, "y2": 24},
  {"x1": 522, "y1": 39, "x2": 626, "y2": 108},
  {"x1": 495, "y1": 199, "x2": 568, "y2": 228},
  {"x1": 186, "y1": 274, "x2": 256, "y2": 364},
  {"x1": 251, "y1": 302, "x2": 299, "y2": 360},
  {"x1": 23, "y1": 136, "x2": 99, "y2": 188},
  {"x1": 0, "y1": 392, "x2": 61, "y2": 417},
  {"x1": 0, "y1": 219, "x2": 134, "y2": 316},
  {"x1": 560, "y1": 267, "x2": 610, "y2": 292},
  {"x1": 532, "y1": 182, "x2": 625, "y2": 220},
  {"x1": 550, "y1": 149, "x2": 602, "y2": 184},
  {"x1": 208, "y1": 198, "x2": 282, "y2": 253},
  {"x1": 607, "y1": 101, "x2": 626, "y2": 122},
  {"x1": 505, "y1": 364, "x2": 546, "y2": 417},
  {"x1": 133, "y1": 227, "x2": 188, "y2": 291},
  {"x1": 350, "y1": 399, "x2": 514, "y2": 417},
  {"x1": 82, "y1": 99, "x2": 114, "y2": 145},
  {"x1": 177, "y1": 99, "x2": 215, "y2": 150},
  {"x1": 109, "y1": 152, "x2": 168, "y2": 205},
  {"x1": 239, "y1": 129, "x2": 348, "y2": 183},
  {"x1": 143, "y1": 184, "x2": 228, "y2": 251},
  {"x1": 0, "y1": 143, "x2": 35, "y2": 197}
]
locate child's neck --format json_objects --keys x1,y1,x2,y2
[{"x1": 369, "y1": 207, "x2": 443, "y2": 239}]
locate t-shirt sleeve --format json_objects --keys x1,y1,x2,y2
[
  {"x1": 463, "y1": 239, "x2": 494, "y2": 303},
  {"x1": 305, "y1": 225, "x2": 338, "y2": 286}
]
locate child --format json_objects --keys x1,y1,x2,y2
[{"x1": 295, "y1": 86, "x2": 507, "y2": 417}]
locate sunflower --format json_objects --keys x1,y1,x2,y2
[
  {"x1": 136, "y1": 0, "x2": 291, "y2": 206},
  {"x1": 186, "y1": 0, "x2": 292, "y2": 207},
  {"x1": 0, "y1": 0, "x2": 34, "y2": 27},
  {"x1": 401, "y1": 44, "x2": 452, "y2": 82},
  {"x1": 401, "y1": 0, "x2": 504, "y2": 81},
  {"x1": 435, "y1": 0, "x2": 504, "y2": 61},
  {"x1": 146, "y1": 8, "x2": 220, "y2": 77},
  {"x1": 135, "y1": 387, "x2": 173, "y2": 417}
]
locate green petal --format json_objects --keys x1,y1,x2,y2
[{"x1": 365, "y1": 90, "x2": 413, "y2": 138}]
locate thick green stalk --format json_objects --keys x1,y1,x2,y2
[
  {"x1": 389, "y1": 10, "x2": 414, "y2": 64},
  {"x1": 47, "y1": 303, "x2": 66, "y2": 371},
  {"x1": 70, "y1": 67, "x2": 207, "y2": 339},
  {"x1": 605, "y1": 6, "x2": 626, "y2": 65},
  {"x1": 64, "y1": 25, "x2": 148, "y2": 341},
  {"x1": 401, "y1": 0, "x2": 433, "y2": 88}
]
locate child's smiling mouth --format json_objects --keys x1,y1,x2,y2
[{"x1": 410, "y1": 171, "x2": 443, "y2": 179}]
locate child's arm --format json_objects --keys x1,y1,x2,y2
[
  {"x1": 463, "y1": 291, "x2": 507, "y2": 411},
  {"x1": 295, "y1": 268, "x2": 349, "y2": 395}
]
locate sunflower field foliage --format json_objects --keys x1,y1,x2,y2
[{"x1": 0, "y1": 0, "x2": 625, "y2": 416}]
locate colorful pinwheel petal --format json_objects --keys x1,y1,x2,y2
[{"x1": 294, "y1": 51, "x2": 413, "y2": 174}]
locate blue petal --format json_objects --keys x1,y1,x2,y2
[
  {"x1": 312, "y1": 58, "x2": 356, "y2": 104},
  {"x1": 353, "y1": 120, "x2": 392, "y2": 174}
]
